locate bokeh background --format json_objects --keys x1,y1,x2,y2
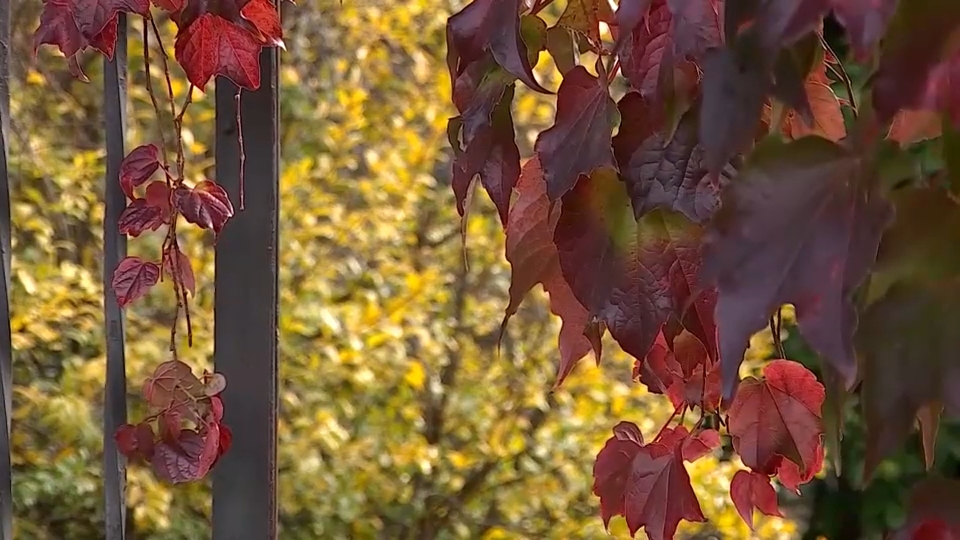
[{"x1": 6, "y1": 1, "x2": 955, "y2": 538}]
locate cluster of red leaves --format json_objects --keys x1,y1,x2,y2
[
  {"x1": 115, "y1": 360, "x2": 232, "y2": 483},
  {"x1": 33, "y1": 0, "x2": 284, "y2": 90},
  {"x1": 32, "y1": 0, "x2": 285, "y2": 484},
  {"x1": 448, "y1": 0, "x2": 960, "y2": 536},
  {"x1": 112, "y1": 143, "x2": 233, "y2": 309}
]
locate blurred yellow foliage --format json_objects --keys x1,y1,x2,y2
[{"x1": 6, "y1": 0, "x2": 799, "y2": 538}]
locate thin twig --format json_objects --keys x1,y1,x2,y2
[
  {"x1": 141, "y1": 19, "x2": 170, "y2": 169},
  {"x1": 819, "y1": 34, "x2": 858, "y2": 117},
  {"x1": 235, "y1": 88, "x2": 246, "y2": 210}
]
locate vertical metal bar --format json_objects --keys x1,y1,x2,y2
[
  {"x1": 0, "y1": 0, "x2": 12, "y2": 536},
  {"x1": 211, "y1": 11, "x2": 280, "y2": 540},
  {"x1": 102, "y1": 14, "x2": 129, "y2": 540}
]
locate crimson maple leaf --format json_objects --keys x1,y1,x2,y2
[
  {"x1": 592, "y1": 422, "x2": 706, "y2": 539},
  {"x1": 33, "y1": 0, "x2": 150, "y2": 68},
  {"x1": 174, "y1": 0, "x2": 284, "y2": 90},
  {"x1": 730, "y1": 470, "x2": 783, "y2": 530},
  {"x1": 727, "y1": 360, "x2": 825, "y2": 477},
  {"x1": 613, "y1": 92, "x2": 735, "y2": 224},
  {"x1": 779, "y1": 61, "x2": 846, "y2": 142},
  {"x1": 446, "y1": 0, "x2": 549, "y2": 94},
  {"x1": 702, "y1": 137, "x2": 893, "y2": 397},
  {"x1": 554, "y1": 169, "x2": 714, "y2": 366},
  {"x1": 501, "y1": 157, "x2": 601, "y2": 386},
  {"x1": 534, "y1": 66, "x2": 619, "y2": 200}
]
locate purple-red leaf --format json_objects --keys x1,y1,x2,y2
[
  {"x1": 592, "y1": 423, "x2": 706, "y2": 539},
  {"x1": 699, "y1": 45, "x2": 771, "y2": 173},
  {"x1": 871, "y1": 0, "x2": 960, "y2": 122},
  {"x1": 33, "y1": 0, "x2": 149, "y2": 65},
  {"x1": 555, "y1": 169, "x2": 713, "y2": 364},
  {"x1": 118, "y1": 144, "x2": 162, "y2": 199},
  {"x1": 730, "y1": 470, "x2": 783, "y2": 530},
  {"x1": 111, "y1": 256, "x2": 160, "y2": 307},
  {"x1": 446, "y1": 0, "x2": 549, "y2": 94},
  {"x1": 118, "y1": 199, "x2": 165, "y2": 237},
  {"x1": 534, "y1": 66, "x2": 618, "y2": 200},
  {"x1": 727, "y1": 360, "x2": 825, "y2": 476},
  {"x1": 152, "y1": 429, "x2": 203, "y2": 484},
  {"x1": 501, "y1": 157, "x2": 599, "y2": 386},
  {"x1": 703, "y1": 137, "x2": 893, "y2": 397},
  {"x1": 174, "y1": 180, "x2": 235, "y2": 235},
  {"x1": 163, "y1": 245, "x2": 197, "y2": 297},
  {"x1": 450, "y1": 56, "x2": 519, "y2": 225},
  {"x1": 613, "y1": 93, "x2": 735, "y2": 223}
]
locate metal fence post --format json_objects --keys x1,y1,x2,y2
[{"x1": 211, "y1": 10, "x2": 281, "y2": 539}]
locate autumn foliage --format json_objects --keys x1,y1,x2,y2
[
  {"x1": 33, "y1": 0, "x2": 284, "y2": 481},
  {"x1": 448, "y1": 0, "x2": 960, "y2": 537}
]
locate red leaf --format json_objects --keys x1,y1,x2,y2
[
  {"x1": 209, "y1": 395, "x2": 224, "y2": 422},
  {"x1": 142, "y1": 360, "x2": 205, "y2": 412},
  {"x1": 196, "y1": 422, "x2": 221, "y2": 478},
  {"x1": 111, "y1": 256, "x2": 160, "y2": 307},
  {"x1": 151, "y1": 429, "x2": 203, "y2": 483},
  {"x1": 727, "y1": 360, "x2": 825, "y2": 476},
  {"x1": 871, "y1": 1, "x2": 960, "y2": 122},
  {"x1": 657, "y1": 425, "x2": 721, "y2": 462},
  {"x1": 163, "y1": 245, "x2": 196, "y2": 297},
  {"x1": 446, "y1": 0, "x2": 548, "y2": 94},
  {"x1": 501, "y1": 157, "x2": 599, "y2": 385},
  {"x1": 33, "y1": 0, "x2": 149, "y2": 62},
  {"x1": 114, "y1": 424, "x2": 138, "y2": 457},
  {"x1": 555, "y1": 169, "x2": 713, "y2": 367},
  {"x1": 776, "y1": 438, "x2": 824, "y2": 493},
  {"x1": 618, "y1": 0, "x2": 671, "y2": 99},
  {"x1": 665, "y1": 0, "x2": 722, "y2": 59},
  {"x1": 119, "y1": 144, "x2": 161, "y2": 199},
  {"x1": 782, "y1": 62, "x2": 846, "y2": 142},
  {"x1": 240, "y1": 0, "x2": 285, "y2": 49},
  {"x1": 702, "y1": 137, "x2": 893, "y2": 397},
  {"x1": 218, "y1": 423, "x2": 233, "y2": 456},
  {"x1": 174, "y1": 180, "x2": 235, "y2": 235},
  {"x1": 593, "y1": 422, "x2": 644, "y2": 526},
  {"x1": 534, "y1": 66, "x2": 618, "y2": 200},
  {"x1": 450, "y1": 58, "x2": 520, "y2": 225},
  {"x1": 174, "y1": 13, "x2": 264, "y2": 90},
  {"x1": 613, "y1": 93, "x2": 735, "y2": 224},
  {"x1": 636, "y1": 330, "x2": 721, "y2": 412},
  {"x1": 889, "y1": 478, "x2": 960, "y2": 540},
  {"x1": 623, "y1": 442, "x2": 706, "y2": 539},
  {"x1": 145, "y1": 180, "x2": 172, "y2": 213},
  {"x1": 730, "y1": 470, "x2": 783, "y2": 530},
  {"x1": 118, "y1": 199, "x2": 165, "y2": 237}
]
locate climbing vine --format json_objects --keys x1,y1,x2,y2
[{"x1": 33, "y1": 0, "x2": 284, "y2": 482}]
